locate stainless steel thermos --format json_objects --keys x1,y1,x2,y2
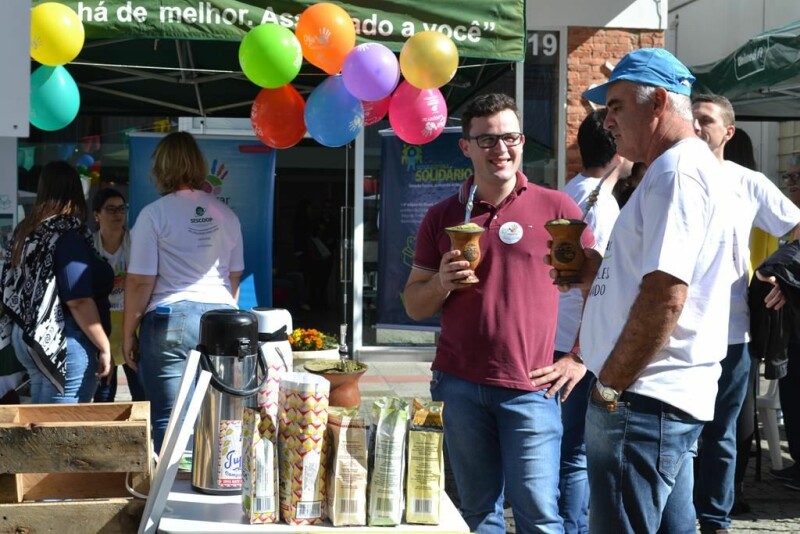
[{"x1": 192, "y1": 309, "x2": 266, "y2": 494}]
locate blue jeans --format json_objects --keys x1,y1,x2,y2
[
  {"x1": 586, "y1": 391, "x2": 703, "y2": 534},
  {"x1": 430, "y1": 371, "x2": 564, "y2": 534},
  {"x1": 138, "y1": 300, "x2": 234, "y2": 454},
  {"x1": 12, "y1": 320, "x2": 98, "y2": 403},
  {"x1": 554, "y1": 351, "x2": 594, "y2": 534},
  {"x1": 694, "y1": 343, "x2": 750, "y2": 530}
]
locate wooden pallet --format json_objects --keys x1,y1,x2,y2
[{"x1": 0, "y1": 402, "x2": 152, "y2": 533}]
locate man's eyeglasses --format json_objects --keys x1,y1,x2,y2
[
  {"x1": 102, "y1": 205, "x2": 127, "y2": 215},
  {"x1": 782, "y1": 172, "x2": 800, "y2": 183},
  {"x1": 466, "y1": 132, "x2": 524, "y2": 149}
]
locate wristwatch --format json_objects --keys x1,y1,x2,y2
[{"x1": 595, "y1": 381, "x2": 621, "y2": 402}]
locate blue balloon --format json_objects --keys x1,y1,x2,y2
[
  {"x1": 76, "y1": 153, "x2": 95, "y2": 168},
  {"x1": 30, "y1": 65, "x2": 80, "y2": 131},
  {"x1": 304, "y1": 75, "x2": 364, "y2": 148}
]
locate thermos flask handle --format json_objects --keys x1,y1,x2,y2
[{"x1": 196, "y1": 340, "x2": 268, "y2": 397}]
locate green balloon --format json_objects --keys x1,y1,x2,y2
[
  {"x1": 30, "y1": 65, "x2": 80, "y2": 131},
  {"x1": 239, "y1": 24, "x2": 303, "y2": 88}
]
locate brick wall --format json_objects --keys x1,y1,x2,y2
[{"x1": 565, "y1": 28, "x2": 665, "y2": 179}]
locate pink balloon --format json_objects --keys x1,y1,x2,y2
[
  {"x1": 342, "y1": 43, "x2": 400, "y2": 101},
  {"x1": 388, "y1": 81, "x2": 447, "y2": 144},
  {"x1": 363, "y1": 95, "x2": 391, "y2": 126}
]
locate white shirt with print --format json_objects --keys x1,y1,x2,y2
[
  {"x1": 555, "y1": 172, "x2": 620, "y2": 353},
  {"x1": 128, "y1": 190, "x2": 244, "y2": 313},
  {"x1": 581, "y1": 138, "x2": 736, "y2": 421}
]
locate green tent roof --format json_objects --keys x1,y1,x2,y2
[
  {"x1": 691, "y1": 19, "x2": 800, "y2": 120},
  {"x1": 34, "y1": 0, "x2": 526, "y2": 118}
]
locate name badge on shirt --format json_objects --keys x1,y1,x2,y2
[{"x1": 499, "y1": 221, "x2": 523, "y2": 244}]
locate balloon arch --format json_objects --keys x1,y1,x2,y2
[{"x1": 29, "y1": 1, "x2": 463, "y2": 148}]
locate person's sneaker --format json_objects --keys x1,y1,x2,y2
[
  {"x1": 770, "y1": 463, "x2": 800, "y2": 481},
  {"x1": 785, "y1": 477, "x2": 800, "y2": 491},
  {"x1": 699, "y1": 527, "x2": 730, "y2": 534}
]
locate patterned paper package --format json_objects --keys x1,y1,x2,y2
[
  {"x1": 326, "y1": 406, "x2": 368, "y2": 526},
  {"x1": 257, "y1": 342, "x2": 292, "y2": 414},
  {"x1": 241, "y1": 341, "x2": 291, "y2": 523},
  {"x1": 406, "y1": 399, "x2": 445, "y2": 524},
  {"x1": 278, "y1": 372, "x2": 330, "y2": 526},
  {"x1": 367, "y1": 397, "x2": 409, "y2": 526}
]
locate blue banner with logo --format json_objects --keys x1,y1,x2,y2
[
  {"x1": 128, "y1": 134, "x2": 276, "y2": 311},
  {"x1": 377, "y1": 128, "x2": 470, "y2": 330}
]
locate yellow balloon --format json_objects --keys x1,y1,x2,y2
[
  {"x1": 399, "y1": 31, "x2": 459, "y2": 90},
  {"x1": 30, "y1": 2, "x2": 85, "y2": 66}
]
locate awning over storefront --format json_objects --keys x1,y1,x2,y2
[
  {"x1": 33, "y1": 0, "x2": 526, "y2": 117},
  {"x1": 691, "y1": 19, "x2": 800, "y2": 121}
]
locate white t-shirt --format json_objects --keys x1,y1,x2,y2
[
  {"x1": 725, "y1": 160, "x2": 800, "y2": 344},
  {"x1": 581, "y1": 138, "x2": 736, "y2": 421},
  {"x1": 555, "y1": 172, "x2": 620, "y2": 353},
  {"x1": 128, "y1": 190, "x2": 245, "y2": 313}
]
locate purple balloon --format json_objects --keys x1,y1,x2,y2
[{"x1": 342, "y1": 43, "x2": 400, "y2": 102}]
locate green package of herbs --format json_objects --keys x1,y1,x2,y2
[
  {"x1": 405, "y1": 399, "x2": 445, "y2": 524},
  {"x1": 367, "y1": 397, "x2": 409, "y2": 526}
]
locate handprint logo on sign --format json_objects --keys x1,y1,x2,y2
[{"x1": 203, "y1": 159, "x2": 228, "y2": 196}]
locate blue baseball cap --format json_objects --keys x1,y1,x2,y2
[{"x1": 582, "y1": 48, "x2": 695, "y2": 105}]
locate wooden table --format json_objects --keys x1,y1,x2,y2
[{"x1": 158, "y1": 479, "x2": 470, "y2": 533}]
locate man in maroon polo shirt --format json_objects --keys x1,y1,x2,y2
[{"x1": 404, "y1": 93, "x2": 598, "y2": 534}]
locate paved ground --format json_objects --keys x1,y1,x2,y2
[{"x1": 115, "y1": 360, "x2": 800, "y2": 532}]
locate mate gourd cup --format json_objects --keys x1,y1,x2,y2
[
  {"x1": 545, "y1": 218, "x2": 587, "y2": 285},
  {"x1": 445, "y1": 223, "x2": 484, "y2": 284}
]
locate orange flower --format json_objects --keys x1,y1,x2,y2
[{"x1": 288, "y1": 327, "x2": 338, "y2": 351}]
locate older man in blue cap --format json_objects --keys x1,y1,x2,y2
[{"x1": 572, "y1": 48, "x2": 737, "y2": 533}]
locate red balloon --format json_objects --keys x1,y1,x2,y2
[
  {"x1": 362, "y1": 96, "x2": 390, "y2": 126},
  {"x1": 250, "y1": 85, "x2": 306, "y2": 149}
]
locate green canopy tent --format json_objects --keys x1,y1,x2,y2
[
  {"x1": 691, "y1": 19, "x2": 800, "y2": 121},
  {"x1": 33, "y1": 0, "x2": 526, "y2": 117}
]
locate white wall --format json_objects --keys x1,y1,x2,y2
[
  {"x1": 0, "y1": 0, "x2": 29, "y2": 139},
  {"x1": 530, "y1": 0, "x2": 666, "y2": 30},
  {"x1": 668, "y1": 0, "x2": 799, "y2": 178},
  {"x1": 668, "y1": 0, "x2": 799, "y2": 66},
  {"x1": 0, "y1": 0, "x2": 30, "y2": 228}
]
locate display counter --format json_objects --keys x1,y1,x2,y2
[{"x1": 158, "y1": 479, "x2": 470, "y2": 533}]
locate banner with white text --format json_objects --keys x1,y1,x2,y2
[
  {"x1": 33, "y1": 0, "x2": 526, "y2": 61},
  {"x1": 377, "y1": 129, "x2": 470, "y2": 330}
]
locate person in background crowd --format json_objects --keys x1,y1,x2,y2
[
  {"x1": 123, "y1": 132, "x2": 244, "y2": 453},
  {"x1": 92, "y1": 188, "x2": 145, "y2": 402},
  {"x1": 772, "y1": 153, "x2": 800, "y2": 490},
  {"x1": 0, "y1": 161, "x2": 112, "y2": 403},
  {"x1": 691, "y1": 95, "x2": 800, "y2": 533},
  {"x1": 612, "y1": 161, "x2": 647, "y2": 208},
  {"x1": 577, "y1": 48, "x2": 736, "y2": 533},
  {"x1": 405, "y1": 92, "x2": 597, "y2": 533},
  {"x1": 722, "y1": 128, "x2": 761, "y2": 514},
  {"x1": 555, "y1": 108, "x2": 629, "y2": 533}
]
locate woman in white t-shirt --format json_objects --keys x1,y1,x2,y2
[
  {"x1": 122, "y1": 132, "x2": 244, "y2": 453},
  {"x1": 92, "y1": 188, "x2": 145, "y2": 403}
]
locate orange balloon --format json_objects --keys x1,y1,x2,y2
[
  {"x1": 250, "y1": 85, "x2": 307, "y2": 149},
  {"x1": 295, "y1": 3, "x2": 356, "y2": 75}
]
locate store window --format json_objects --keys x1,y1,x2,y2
[{"x1": 523, "y1": 30, "x2": 561, "y2": 189}]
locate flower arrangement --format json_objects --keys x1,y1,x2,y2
[{"x1": 288, "y1": 327, "x2": 339, "y2": 351}]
